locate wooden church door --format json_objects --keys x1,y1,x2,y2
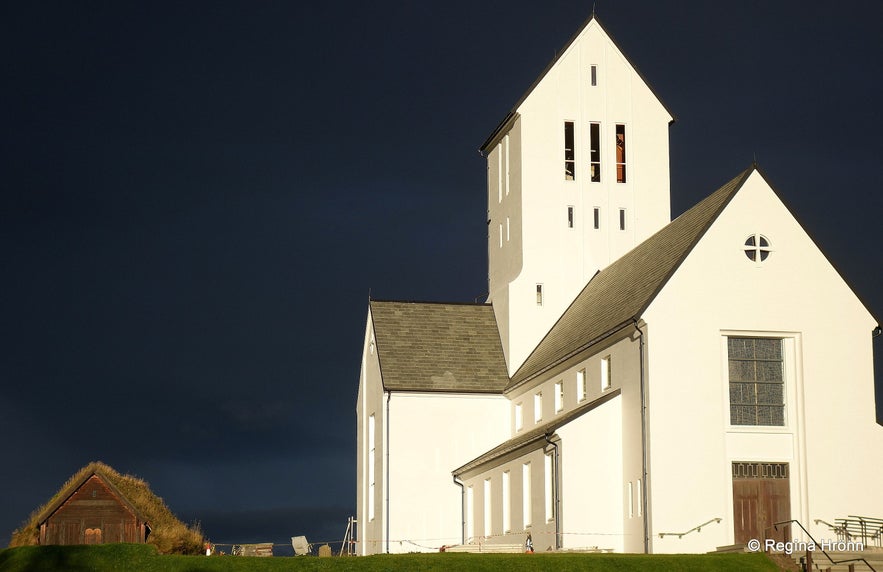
[{"x1": 732, "y1": 462, "x2": 790, "y2": 545}]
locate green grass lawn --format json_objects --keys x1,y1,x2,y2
[{"x1": 0, "y1": 544, "x2": 783, "y2": 571}]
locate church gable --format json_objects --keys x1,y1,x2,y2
[
  {"x1": 480, "y1": 16, "x2": 672, "y2": 154},
  {"x1": 645, "y1": 168, "x2": 877, "y2": 329}
]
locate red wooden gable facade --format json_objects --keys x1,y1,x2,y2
[{"x1": 38, "y1": 473, "x2": 149, "y2": 545}]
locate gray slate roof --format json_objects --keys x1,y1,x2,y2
[
  {"x1": 370, "y1": 300, "x2": 509, "y2": 393},
  {"x1": 508, "y1": 166, "x2": 754, "y2": 389}
]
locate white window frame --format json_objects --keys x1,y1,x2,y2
[
  {"x1": 636, "y1": 478, "x2": 642, "y2": 517},
  {"x1": 497, "y1": 145, "x2": 503, "y2": 203},
  {"x1": 483, "y1": 478, "x2": 492, "y2": 537},
  {"x1": 504, "y1": 134, "x2": 510, "y2": 196},
  {"x1": 589, "y1": 122, "x2": 601, "y2": 182},
  {"x1": 534, "y1": 391, "x2": 543, "y2": 423},
  {"x1": 368, "y1": 414, "x2": 376, "y2": 521},
  {"x1": 564, "y1": 121, "x2": 575, "y2": 181},
  {"x1": 724, "y1": 334, "x2": 790, "y2": 428},
  {"x1": 554, "y1": 380, "x2": 564, "y2": 413},
  {"x1": 615, "y1": 123, "x2": 626, "y2": 183},
  {"x1": 522, "y1": 462, "x2": 532, "y2": 528},
  {"x1": 544, "y1": 453, "x2": 554, "y2": 522},
  {"x1": 502, "y1": 470, "x2": 511, "y2": 533},
  {"x1": 576, "y1": 368, "x2": 587, "y2": 402},
  {"x1": 601, "y1": 356, "x2": 611, "y2": 391}
]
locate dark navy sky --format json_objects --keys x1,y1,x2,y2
[{"x1": 2, "y1": 1, "x2": 881, "y2": 552}]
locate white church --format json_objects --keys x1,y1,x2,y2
[{"x1": 355, "y1": 15, "x2": 882, "y2": 555}]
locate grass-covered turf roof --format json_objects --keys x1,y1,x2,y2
[{"x1": 9, "y1": 461, "x2": 203, "y2": 554}]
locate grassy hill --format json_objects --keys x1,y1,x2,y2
[{"x1": 0, "y1": 544, "x2": 783, "y2": 571}]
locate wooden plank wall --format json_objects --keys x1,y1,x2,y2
[{"x1": 44, "y1": 475, "x2": 142, "y2": 545}]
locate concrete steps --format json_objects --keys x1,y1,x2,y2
[{"x1": 784, "y1": 548, "x2": 883, "y2": 572}]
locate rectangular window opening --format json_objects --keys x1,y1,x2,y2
[
  {"x1": 506, "y1": 216, "x2": 510, "y2": 241},
  {"x1": 515, "y1": 402, "x2": 523, "y2": 431},
  {"x1": 544, "y1": 453, "x2": 554, "y2": 522},
  {"x1": 616, "y1": 124, "x2": 626, "y2": 183},
  {"x1": 590, "y1": 122, "x2": 601, "y2": 182},
  {"x1": 497, "y1": 147, "x2": 503, "y2": 203},
  {"x1": 504, "y1": 135, "x2": 510, "y2": 196},
  {"x1": 619, "y1": 208, "x2": 626, "y2": 231},
  {"x1": 534, "y1": 391, "x2": 543, "y2": 423},
  {"x1": 554, "y1": 381, "x2": 564, "y2": 413},
  {"x1": 567, "y1": 206, "x2": 574, "y2": 229},
  {"x1": 593, "y1": 207, "x2": 600, "y2": 230},
  {"x1": 502, "y1": 471, "x2": 511, "y2": 533},
  {"x1": 564, "y1": 121, "x2": 575, "y2": 180},
  {"x1": 536, "y1": 284, "x2": 543, "y2": 307},
  {"x1": 577, "y1": 368, "x2": 587, "y2": 402},
  {"x1": 590, "y1": 65, "x2": 597, "y2": 86},
  {"x1": 728, "y1": 337, "x2": 785, "y2": 426},
  {"x1": 601, "y1": 356, "x2": 611, "y2": 391},
  {"x1": 484, "y1": 478, "x2": 492, "y2": 537},
  {"x1": 522, "y1": 463, "x2": 532, "y2": 528},
  {"x1": 368, "y1": 414, "x2": 376, "y2": 521},
  {"x1": 637, "y1": 479, "x2": 642, "y2": 517},
  {"x1": 499, "y1": 223, "x2": 503, "y2": 248}
]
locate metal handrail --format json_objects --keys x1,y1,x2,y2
[
  {"x1": 658, "y1": 517, "x2": 722, "y2": 539},
  {"x1": 848, "y1": 515, "x2": 883, "y2": 546},
  {"x1": 814, "y1": 518, "x2": 848, "y2": 543},
  {"x1": 814, "y1": 518, "x2": 840, "y2": 531},
  {"x1": 771, "y1": 519, "x2": 877, "y2": 572}
]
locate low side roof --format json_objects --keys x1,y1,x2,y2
[
  {"x1": 370, "y1": 300, "x2": 509, "y2": 393},
  {"x1": 508, "y1": 167, "x2": 754, "y2": 389},
  {"x1": 453, "y1": 389, "x2": 621, "y2": 477}
]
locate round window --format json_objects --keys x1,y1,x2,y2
[{"x1": 744, "y1": 235, "x2": 771, "y2": 262}]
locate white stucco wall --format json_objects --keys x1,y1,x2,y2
[
  {"x1": 385, "y1": 392, "x2": 509, "y2": 553},
  {"x1": 487, "y1": 19, "x2": 673, "y2": 376},
  {"x1": 459, "y1": 444, "x2": 558, "y2": 552},
  {"x1": 557, "y1": 394, "x2": 624, "y2": 552},
  {"x1": 467, "y1": 334, "x2": 642, "y2": 553},
  {"x1": 642, "y1": 171, "x2": 882, "y2": 553},
  {"x1": 355, "y1": 312, "x2": 386, "y2": 555}
]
